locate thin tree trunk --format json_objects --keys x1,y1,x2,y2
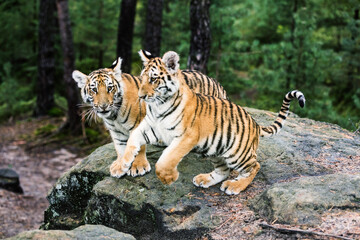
[
  {"x1": 144, "y1": 0, "x2": 163, "y2": 56},
  {"x1": 35, "y1": 0, "x2": 56, "y2": 116},
  {"x1": 187, "y1": 0, "x2": 211, "y2": 74},
  {"x1": 56, "y1": 0, "x2": 81, "y2": 134},
  {"x1": 117, "y1": 0, "x2": 137, "y2": 73}
]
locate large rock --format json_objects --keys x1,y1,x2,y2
[
  {"x1": 42, "y1": 144, "x2": 221, "y2": 239},
  {"x1": 6, "y1": 224, "x2": 135, "y2": 240},
  {"x1": 42, "y1": 107, "x2": 360, "y2": 239},
  {"x1": 251, "y1": 173, "x2": 360, "y2": 226}
]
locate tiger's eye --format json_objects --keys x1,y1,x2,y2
[
  {"x1": 150, "y1": 77, "x2": 156, "y2": 83},
  {"x1": 107, "y1": 86, "x2": 113, "y2": 92}
]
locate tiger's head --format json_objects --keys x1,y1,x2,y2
[
  {"x1": 72, "y1": 58, "x2": 123, "y2": 119},
  {"x1": 138, "y1": 50, "x2": 180, "y2": 104}
]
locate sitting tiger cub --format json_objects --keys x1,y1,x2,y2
[
  {"x1": 72, "y1": 51, "x2": 228, "y2": 178},
  {"x1": 110, "y1": 51, "x2": 305, "y2": 195}
]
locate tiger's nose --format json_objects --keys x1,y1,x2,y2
[{"x1": 100, "y1": 104, "x2": 108, "y2": 110}]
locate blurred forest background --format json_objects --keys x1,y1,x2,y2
[{"x1": 0, "y1": 0, "x2": 359, "y2": 136}]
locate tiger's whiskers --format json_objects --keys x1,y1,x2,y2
[{"x1": 78, "y1": 103, "x2": 99, "y2": 124}]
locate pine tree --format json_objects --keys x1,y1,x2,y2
[
  {"x1": 117, "y1": 0, "x2": 138, "y2": 73},
  {"x1": 144, "y1": 0, "x2": 163, "y2": 56},
  {"x1": 57, "y1": 0, "x2": 81, "y2": 134},
  {"x1": 35, "y1": 0, "x2": 56, "y2": 116},
  {"x1": 187, "y1": 0, "x2": 211, "y2": 73}
]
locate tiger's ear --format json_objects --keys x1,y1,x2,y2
[
  {"x1": 162, "y1": 51, "x2": 179, "y2": 74},
  {"x1": 138, "y1": 49, "x2": 155, "y2": 66},
  {"x1": 111, "y1": 57, "x2": 122, "y2": 77},
  {"x1": 72, "y1": 70, "x2": 88, "y2": 88}
]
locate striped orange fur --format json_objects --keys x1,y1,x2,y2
[
  {"x1": 72, "y1": 51, "x2": 228, "y2": 178},
  {"x1": 111, "y1": 54, "x2": 305, "y2": 195}
]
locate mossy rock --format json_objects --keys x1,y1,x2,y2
[
  {"x1": 43, "y1": 144, "x2": 222, "y2": 239},
  {"x1": 42, "y1": 107, "x2": 360, "y2": 239}
]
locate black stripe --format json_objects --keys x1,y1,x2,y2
[
  {"x1": 275, "y1": 121, "x2": 283, "y2": 128},
  {"x1": 160, "y1": 94, "x2": 181, "y2": 120},
  {"x1": 167, "y1": 113, "x2": 184, "y2": 130},
  {"x1": 210, "y1": 98, "x2": 219, "y2": 146},
  {"x1": 227, "y1": 106, "x2": 246, "y2": 159},
  {"x1": 142, "y1": 132, "x2": 150, "y2": 144},
  {"x1": 215, "y1": 99, "x2": 226, "y2": 153},
  {"x1": 150, "y1": 127, "x2": 158, "y2": 142},
  {"x1": 234, "y1": 149, "x2": 252, "y2": 170},
  {"x1": 130, "y1": 75, "x2": 140, "y2": 89},
  {"x1": 175, "y1": 127, "x2": 187, "y2": 138},
  {"x1": 205, "y1": 76, "x2": 211, "y2": 95},
  {"x1": 277, "y1": 114, "x2": 286, "y2": 120},
  {"x1": 121, "y1": 106, "x2": 132, "y2": 124},
  {"x1": 109, "y1": 128, "x2": 126, "y2": 135},
  {"x1": 128, "y1": 116, "x2": 139, "y2": 131},
  {"x1": 114, "y1": 138, "x2": 127, "y2": 144},
  {"x1": 183, "y1": 72, "x2": 190, "y2": 85},
  {"x1": 190, "y1": 95, "x2": 200, "y2": 126},
  {"x1": 199, "y1": 72, "x2": 205, "y2": 94}
]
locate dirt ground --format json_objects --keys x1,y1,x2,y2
[
  {"x1": 0, "y1": 117, "x2": 108, "y2": 239},
  {"x1": 0, "y1": 117, "x2": 359, "y2": 240}
]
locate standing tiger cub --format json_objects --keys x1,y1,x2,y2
[
  {"x1": 110, "y1": 53, "x2": 305, "y2": 195},
  {"x1": 72, "y1": 50, "x2": 228, "y2": 178}
]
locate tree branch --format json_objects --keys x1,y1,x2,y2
[{"x1": 260, "y1": 222, "x2": 354, "y2": 240}]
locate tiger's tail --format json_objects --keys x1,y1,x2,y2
[{"x1": 260, "y1": 90, "x2": 305, "y2": 137}]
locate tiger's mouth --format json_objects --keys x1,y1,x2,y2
[
  {"x1": 98, "y1": 110, "x2": 110, "y2": 114},
  {"x1": 96, "y1": 109, "x2": 113, "y2": 116}
]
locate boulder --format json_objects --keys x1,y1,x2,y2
[
  {"x1": 251, "y1": 173, "x2": 360, "y2": 226},
  {"x1": 42, "y1": 144, "x2": 221, "y2": 239},
  {"x1": 6, "y1": 224, "x2": 135, "y2": 240},
  {"x1": 41, "y1": 107, "x2": 360, "y2": 239}
]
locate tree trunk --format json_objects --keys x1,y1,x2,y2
[
  {"x1": 35, "y1": 0, "x2": 56, "y2": 116},
  {"x1": 144, "y1": 0, "x2": 163, "y2": 56},
  {"x1": 187, "y1": 0, "x2": 211, "y2": 74},
  {"x1": 117, "y1": 0, "x2": 137, "y2": 73},
  {"x1": 56, "y1": 0, "x2": 81, "y2": 134}
]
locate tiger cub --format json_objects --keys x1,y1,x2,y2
[
  {"x1": 110, "y1": 53, "x2": 305, "y2": 195},
  {"x1": 72, "y1": 50, "x2": 228, "y2": 178}
]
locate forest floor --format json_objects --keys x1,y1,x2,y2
[
  {"x1": 0, "y1": 116, "x2": 358, "y2": 239},
  {"x1": 0, "y1": 116, "x2": 109, "y2": 239}
]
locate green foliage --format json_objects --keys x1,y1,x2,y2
[
  {"x1": 70, "y1": 0, "x2": 121, "y2": 72},
  {"x1": 48, "y1": 107, "x2": 64, "y2": 117},
  {"x1": 34, "y1": 124, "x2": 57, "y2": 136},
  {"x1": 207, "y1": 0, "x2": 360, "y2": 131},
  {"x1": 0, "y1": 0, "x2": 359, "y2": 131},
  {"x1": 0, "y1": 62, "x2": 35, "y2": 120},
  {"x1": 85, "y1": 128, "x2": 102, "y2": 143}
]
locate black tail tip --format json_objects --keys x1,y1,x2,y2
[{"x1": 298, "y1": 96, "x2": 305, "y2": 108}]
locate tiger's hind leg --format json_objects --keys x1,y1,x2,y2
[
  {"x1": 127, "y1": 145, "x2": 151, "y2": 177},
  {"x1": 220, "y1": 156, "x2": 260, "y2": 195},
  {"x1": 193, "y1": 157, "x2": 230, "y2": 188}
]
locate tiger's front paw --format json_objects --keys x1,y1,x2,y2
[
  {"x1": 155, "y1": 164, "x2": 179, "y2": 185},
  {"x1": 193, "y1": 174, "x2": 213, "y2": 188},
  {"x1": 220, "y1": 180, "x2": 244, "y2": 195},
  {"x1": 110, "y1": 160, "x2": 130, "y2": 178},
  {"x1": 127, "y1": 158, "x2": 151, "y2": 177}
]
